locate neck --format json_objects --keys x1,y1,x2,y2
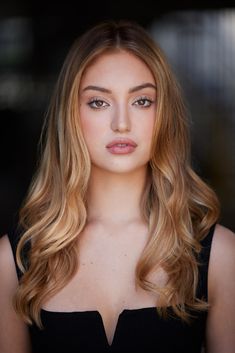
[{"x1": 86, "y1": 165, "x2": 149, "y2": 225}]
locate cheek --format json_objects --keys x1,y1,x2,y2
[
  {"x1": 79, "y1": 109, "x2": 107, "y2": 148},
  {"x1": 141, "y1": 116, "x2": 155, "y2": 155},
  {"x1": 80, "y1": 119, "x2": 94, "y2": 141},
  {"x1": 140, "y1": 114, "x2": 155, "y2": 140},
  {"x1": 80, "y1": 107, "x2": 96, "y2": 141}
]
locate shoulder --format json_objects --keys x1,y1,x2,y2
[
  {"x1": 206, "y1": 226, "x2": 235, "y2": 351},
  {"x1": 0, "y1": 234, "x2": 14, "y2": 266},
  {"x1": 214, "y1": 223, "x2": 235, "y2": 241},
  {"x1": 0, "y1": 235, "x2": 31, "y2": 352},
  {"x1": 0, "y1": 234, "x2": 18, "y2": 283},
  {"x1": 208, "y1": 223, "x2": 235, "y2": 303},
  {"x1": 210, "y1": 224, "x2": 235, "y2": 266}
]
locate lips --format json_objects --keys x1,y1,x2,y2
[
  {"x1": 106, "y1": 138, "x2": 137, "y2": 148},
  {"x1": 106, "y1": 138, "x2": 137, "y2": 155}
]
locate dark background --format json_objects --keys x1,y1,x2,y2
[{"x1": 0, "y1": 1, "x2": 235, "y2": 234}]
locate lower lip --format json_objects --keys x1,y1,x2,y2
[{"x1": 106, "y1": 145, "x2": 136, "y2": 154}]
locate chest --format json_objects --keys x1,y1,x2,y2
[
  {"x1": 42, "y1": 226, "x2": 168, "y2": 346},
  {"x1": 43, "y1": 228, "x2": 166, "y2": 312}
]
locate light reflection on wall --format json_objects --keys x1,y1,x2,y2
[
  {"x1": 0, "y1": 17, "x2": 32, "y2": 67},
  {"x1": 149, "y1": 10, "x2": 235, "y2": 230},
  {"x1": 0, "y1": 17, "x2": 50, "y2": 234},
  {"x1": 150, "y1": 10, "x2": 235, "y2": 112},
  {"x1": 0, "y1": 17, "x2": 53, "y2": 111}
]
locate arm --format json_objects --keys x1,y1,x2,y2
[
  {"x1": 0, "y1": 235, "x2": 31, "y2": 353},
  {"x1": 206, "y1": 224, "x2": 235, "y2": 353}
]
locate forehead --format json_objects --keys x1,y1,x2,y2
[{"x1": 80, "y1": 50, "x2": 155, "y2": 87}]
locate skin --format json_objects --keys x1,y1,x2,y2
[
  {"x1": 78, "y1": 50, "x2": 157, "y2": 225},
  {"x1": 0, "y1": 50, "x2": 235, "y2": 352}
]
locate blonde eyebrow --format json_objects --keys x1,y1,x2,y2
[{"x1": 82, "y1": 82, "x2": 157, "y2": 94}]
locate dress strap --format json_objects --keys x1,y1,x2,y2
[{"x1": 196, "y1": 223, "x2": 216, "y2": 301}]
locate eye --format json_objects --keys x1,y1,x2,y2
[
  {"x1": 133, "y1": 97, "x2": 154, "y2": 108},
  {"x1": 87, "y1": 98, "x2": 110, "y2": 109}
]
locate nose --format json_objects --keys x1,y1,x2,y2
[{"x1": 111, "y1": 105, "x2": 131, "y2": 133}]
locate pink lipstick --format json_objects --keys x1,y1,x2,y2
[{"x1": 106, "y1": 138, "x2": 137, "y2": 154}]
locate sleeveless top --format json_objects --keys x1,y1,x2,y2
[{"x1": 7, "y1": 222, "x2": 216, "y2": 353}]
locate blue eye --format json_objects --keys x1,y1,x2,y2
[
  {"x1": 87, "y1": 99, "x2": 109, "y2": 109},
  {"x1": 133, "y1": 97, "x2": 153, "y2": 108}
]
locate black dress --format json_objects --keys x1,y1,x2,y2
[{"x1": 7, "y1": 223, "x2": 216, "y2": 353}]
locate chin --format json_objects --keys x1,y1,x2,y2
[{"x1": 91, "y1": 161, "x2": 148, "y2": 174}]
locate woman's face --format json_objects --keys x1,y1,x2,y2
[{"x1": 79, "y1": 50, "x2": 157, "y2": 174}]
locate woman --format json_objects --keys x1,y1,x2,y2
[{"x1": 0, "y1": 19, "x2": 234, "y2": 353}]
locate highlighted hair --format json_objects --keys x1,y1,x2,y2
[{"x1": 14, "y1": 20, "x2": 220, "y2": 327}]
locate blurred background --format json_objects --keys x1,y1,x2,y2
[{"x1": 0, "y1": 1, "x2": 235, "y2": 234}]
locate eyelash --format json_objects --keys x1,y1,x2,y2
[
  {"x1": 133, "y1": 96, "x2": 154, "y2": 108},
  {"x1": 87, "y1": 96, "x2": 154, "y2": 109},
  {"x1": 87, "y1": 98, "x2": 109, "y2": 109}
]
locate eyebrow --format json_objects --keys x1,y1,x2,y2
[{"x1": 82, "y1": 82, "x2": 157, "y2": 94}]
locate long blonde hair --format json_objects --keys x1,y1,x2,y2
[{"x1": 14, "y1": 19, "x2": 220, "y2": 327}]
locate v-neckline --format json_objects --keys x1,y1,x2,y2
[
  {"x1": 96, "y1": 308, "x2": 124, "y2": 347},
  {"x1": 98, "y1": 307, "x2": 161, "y2": 347},
  {"x1": 41, "y1": 306, "x2": 159, "y2": 347}
]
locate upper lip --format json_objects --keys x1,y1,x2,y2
[{"x1": 106, "y1": 138, "x2": 137, "y2": 148}]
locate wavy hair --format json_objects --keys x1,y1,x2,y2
[{"x1": 14, "y1": 19, "x2": 220, "y2": 327}]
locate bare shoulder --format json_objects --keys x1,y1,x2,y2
[
  {"x1": 206, "y1": 224, "x2": 235, "y2": 352},
  {"x1": 209, "y1": 224, "x2": 235, "y2": 289},
  {"x1": 209, "y1": 224, "x2": 235, "y2": 274},
  {"x1": 0, "y1": 234, "x2": 31, "y2": 353},
  {"x1": 0, "y1": 234, "x2": 16, "y2": 275},
  {"x1": 213, "y1": 223, "x2": 235, "y2": 244}
]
